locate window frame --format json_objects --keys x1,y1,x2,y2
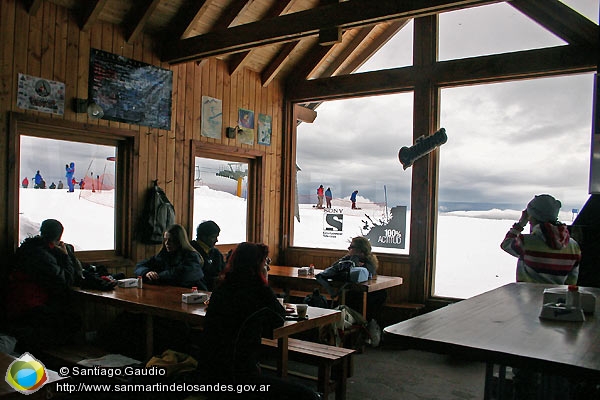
[
  {"x1": 8, "y1": 112, "x2": 137, "y2": 263},
  {"x1": 189, "y1": 140, "x2": 265, "y2": 248}
]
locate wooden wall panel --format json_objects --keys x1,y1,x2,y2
[{"x1": 0, "y1": 0, "x2": 285, "y2": 277}]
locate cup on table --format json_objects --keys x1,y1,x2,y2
[{"x1": 296, "y1": 304, "x2": 308, "y2": 318}]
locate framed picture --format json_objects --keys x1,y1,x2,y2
[
  {"x1": 201, "y1": 96, "x2": 223, "y2": 138},
  {"x1": 257, "y1": 114, "x2": 272, "y2": 145},
  {"x1": 89, "y1": 49, "x2": 173, "y2": 130},
  {"x1": 238, "y1": 108, "x2": 255, "y2": 145},
  {"x1": 17, "y1": 73, "x2": 65, "y2": 115}
]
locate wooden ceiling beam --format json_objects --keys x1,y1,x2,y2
[
  {"x1": 316, "y1": 26, "x2": 375, "y2": 78},
  {"x1": 162, "y1": 0, "x2": 501, "y2": 64},
  {"x1": 124, "y1": 0, "x2": 161, "y2": 44},
  {"x1": 211, "y1": 0, "x2": 252, "y2": 30},
  {"x1": 509, "y1": 0, "x2": 598, "y2": 47},
  {"x1": 287, "y1": 44, "x2": 598, "y2": 102},
  {"x1": 80, "y1": 0, "x2": 109, "y2": 32},
  {"x1": 228, "y1": 0, "x2": 295, "y2": 75},
  {"x1": 261, "y1": 41, "x2": 300, "y2": 87},
  {"x1": 336, "y1": 19, "x2": 409, "y2": 75},
  {"x1": 169, "y1": 0, "x2": 211, "y2": 40}
]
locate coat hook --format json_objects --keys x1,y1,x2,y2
[
  {"x1": 146, "y1": 131, "x2": 152, "y2": 135},
  {"x1": 158, "y1": 134, "x2": 164, "y2": 137}
]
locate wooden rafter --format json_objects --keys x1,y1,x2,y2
[
  {"x1": 211, "y1": 0, "x2": 251, "y2": 31},
  {"x1": 228, "y1": 0, "x2": 296, "y2": 75},
  {"x1": 336, "y1": 19, "x2": 409, "y2": 75},
  {"x1": 510, "y1": 0, "x2": 599, "y2": 47},
  {"x1": 124, "y1": 0, "x2": 161, "y2": 44},
  {"x1": 162, "y1": 0, "x2": 501, "y2": 64},
  {"x1": 316, "y1": 26, "x2": 375, "y2": 78},
  {"x1": 80, "y1": 0, "x2": 109, "y2": 32},
  {"x1": 261, "y1": 42, "x2": 300, "y2": 87},
  {"x1": 169, "y1": 0, "x2": 211, "y2": 40}
]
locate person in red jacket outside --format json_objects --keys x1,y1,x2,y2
[{"x1": 21, "y1": 177, "x2": 29, "y2": 188}]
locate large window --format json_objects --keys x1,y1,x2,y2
[
  {"x1": 294, "y1": 93, "x2": 413, "y2": 254},
  {"x1": 10, "y1": 113, "x2": 135, "y2": 258},
  {"x1": 435, "y1": 74, "x2": 594, "y2": 299},
  {"x1": 192, "y1": 156, "x2": 248, "y2": 244},
  {"x1": 19, "y1": 136, "x2": 116, "y2": 250},
  {"x1": 190, "y1": 141, "x2": 264, "y2": 245}
]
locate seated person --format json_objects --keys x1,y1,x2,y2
[
  {"x1": 135, "y1": 224, "x2": 205, "y2": 289},
  {"x1": 6, "y1": 219, "x2": 82, "y2": 351},
  {"x1": 190, "y1": 221, "x2": 226, "y2": 290},
  {"x1": 326, "y1": 236, "x2": 386, "y2": 321},
  {"x1": 199, "y1": 242, "x2": 319, "y2": 400}
]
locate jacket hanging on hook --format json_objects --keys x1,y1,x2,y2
[{"x1": 140, "y1": 181, "x2": 176, "y2": 244}]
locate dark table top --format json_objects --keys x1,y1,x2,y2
[{"x1": 384, "y1": 282, "x2": 600, "y2": 378}]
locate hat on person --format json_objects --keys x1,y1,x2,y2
[
  {"x1": 526, "y1": 194, "x2": 561, "y2": 223},
  {"x1": 196, "y1": 220, "x2": 220, "y2": 238},
  {"x1": 40, "y1": 219, "x2": 64, "y2": 241}
]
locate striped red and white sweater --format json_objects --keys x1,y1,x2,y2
[{"x1": 501, "y1": 222, "x2": 581, "y2": 285}]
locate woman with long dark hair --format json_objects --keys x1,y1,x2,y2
[{"x1": 201, "y1": 242, "x2": 320, "y2": 400}]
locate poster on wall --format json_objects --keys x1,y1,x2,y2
[
  {"x1": 238, "y1": 108, "x2": 255, "y2": 145},
  {"x1": 89, "y1": 49, "x2": 173, "y2": 130},
  {"x1": 201, "y1": 96, "x2": 223, "y2": 138},
  {"x1": 257, "y1": 114, "x2": 272, "y2": 145},
  {"x1": 17, "y1": 73, "x2": 65, "y2": 115}
]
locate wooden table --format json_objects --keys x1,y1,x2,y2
[
  {"x1": 74, "y1": 285, "x2": 341, "y2": 378},
  {"x1": 383, "y1": 283, "x2": 600, "y2": 396},
  {"x1": 268, "y1": 265, "x2": 403, "y2": 318},
  {"x1": 1, "y1": 352, "x2": 68, "y2": 399},
  {"x1": 273, "y1": 306, "x2": 341, "y2": 378},
  {"x1": 74, "y1": 285, "x2": 207, "y2": 358}
]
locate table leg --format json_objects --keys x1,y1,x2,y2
[
  {"x1": 145, "y1": 314, "x2": 154, "y2": 359},
  {"x1": 276, "y1": 336, "x2": 289, "y2": 378},
  {"x1": 361, "y1": 292, "x2": 367, "y2": 319}
]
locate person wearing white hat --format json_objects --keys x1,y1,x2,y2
[{"x1": 500, "y1": 194, "x2": 581, "y2": 284}]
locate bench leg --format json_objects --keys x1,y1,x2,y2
[
  {"x1": 334, "y1": 359, "x2": 349, "y2": 400},
  {"x1": 318, "y1": 363, "x2": 332, "y2": 400}
]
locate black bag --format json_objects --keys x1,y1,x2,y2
[
  {"x1": 304, "y1": 288, "x2": 329, "y2": 309},
  {"x1": 140, "y1": 181, "x2": 175, "y2": 244},
  {"x1": 79, "y1": 264, "x2": 120, "y2": 291}
]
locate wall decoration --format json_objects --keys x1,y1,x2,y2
[
  {"x1": 201, "y1": 96, "x2": 223, "y2": 138},
  {"x1": 238, "y1": 108, "x2": 255, "y2": 145},
  {"x1": 257, "y1": 114, "x2": 272, "y2": 145},
  {"x1": 89, "y1": 49, "x2": 173, "y2": 130},
  {"x1": 17, "y1": 73, "x2": 65, "y2": 115}
]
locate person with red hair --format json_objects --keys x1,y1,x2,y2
[{"x1": 200, "y1": 242, "x2": 320, "y2": 400}]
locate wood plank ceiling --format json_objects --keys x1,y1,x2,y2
[{"x1": 25, "y1": 0, "x2": 599, "y2": 90}]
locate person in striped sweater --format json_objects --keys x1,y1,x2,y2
[{"x1": 501, "y1": 194, "x2": 581, "y2": 284}]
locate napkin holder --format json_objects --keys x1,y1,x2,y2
[
  {"x1": 539, "y1": 303, "x2": 585, "y2": 322},
  {"x1": 117, "y1": 278, "x2": 139, "y2": 288},
  {"x1": 298, "y1": 267, "x2": 310, "y2": 276},
  {"x1": 542, "y1": 288, "x2": 596, "y2": 314},
  {"x1": 182, "y1": 292, "x2": 209, "y2": 304}
]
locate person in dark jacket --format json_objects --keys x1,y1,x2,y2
[
  {"x1": 200, "y1": 242, "x2": 319, "y2": 400},
  {"x1": 135, "y1": 224, "x2": 205, "y2": 289},
  {"x1": 190, "y1": 221, "x2": 225, "y2": 290},
  {"x1": 6, "y1": 219, "x2": 82, "y2": 351}
]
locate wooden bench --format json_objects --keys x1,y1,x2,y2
[{"x1": 261, "y1": 337, "x2": 355, "y2": 400}]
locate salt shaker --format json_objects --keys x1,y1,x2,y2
[
  {"x1": 137, "y1": 275, "x2": 143, "y2": 289},
  {"x1": 309, "y1": 264, "x2": 315, "y2": 275},
  {"x1": 192, "y1": 286, "x2": 198, "y2": 294}
]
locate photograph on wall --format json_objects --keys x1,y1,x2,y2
[
  {"x1": 89, "y1": 49, "x2": 173, "y2": 130},
  {"x1": 257, "y1": 114, "x2": 272, "y2": 145},
  {"x1": 201, "y1": 96, "x2": 223, "y2": 138},
  {"x1": 238, "y1": 108, "x2": 255, "y2": 145},
  {"x1": 17, "y1": 73, "x2": 65, "y2": 115}
]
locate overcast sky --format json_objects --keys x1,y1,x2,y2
[{"x1": 296, "y1": 0, "x2": 599, "y2": 212}]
